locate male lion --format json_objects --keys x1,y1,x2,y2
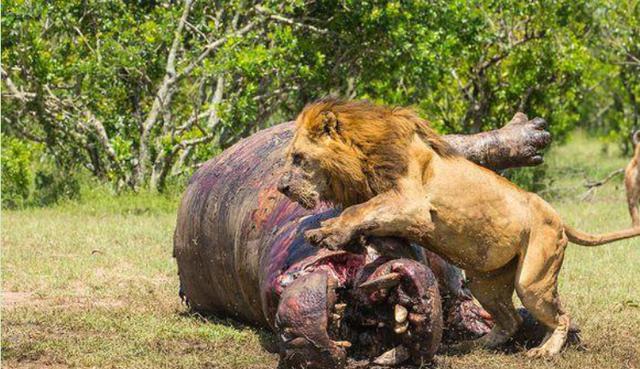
[
  {"x1": 625, "y1": 130, "x2": 640, "y2": 226},
  {"x1": 277, "y1": 98, "x2": 640, "y2": 358}
]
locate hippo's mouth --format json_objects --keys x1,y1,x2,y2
[{"x1": 274, "y1": 245, "x2": 443, "y2": 368}]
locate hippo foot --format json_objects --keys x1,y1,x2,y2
[{"x1": 441, "y1": 294, "x2": 494, "y2": 342}]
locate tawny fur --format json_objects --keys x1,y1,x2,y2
[
  {"x1": 280, "y1": 98, "x2": 640, "y2": 358},
  {"x1": 625, "y1": 131, "x2": 640, "y2": 227}
]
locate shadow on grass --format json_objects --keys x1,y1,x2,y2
[
  {"x1": 177, "y1": 309, "x2": 280, "y2": 353},
  {"x1": 440, "y1": 308, "x2": 584, "y2": 358},
  {"x1": 178, "y1": 307, "x2": 584, "y2": 368}
]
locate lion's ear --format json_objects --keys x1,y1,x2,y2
[
  {"x1": 633, "y1": 130, "x2": 640, "y2": 146},
  {"x1": 322, "y1": 111, "x2": 340, "y2": 137}
]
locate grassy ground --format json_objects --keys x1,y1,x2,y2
[{"x1": 2, "y1": 131, "x2": 639, "y2": 369}]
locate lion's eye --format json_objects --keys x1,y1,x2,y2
[{"x1": 292, "y1": 153, "x2": 304, "y2": 166}]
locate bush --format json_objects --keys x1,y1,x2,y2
[
  {"x1": 2, "y1": 136, "x2": 81, "y2": 208},
  {"x1": 505, "y1": 164, "x2": 553, "y2": 194},
  {"x1": 33, "y1": 169, "x2": 81, "y2": 206},
  {"x1": 1, "y1": 136, "x2": 36, "y2": 208}
]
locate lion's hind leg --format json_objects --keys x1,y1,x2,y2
[
  {"x1": 455, "y1": 260, "x2": 522, "y2": 352},
  {"x1": 515, "y1": 229, "x2": 571, "y2": 358},
  {"x1": 626, "y1": 181, "x2": 640, "y2": 227}
]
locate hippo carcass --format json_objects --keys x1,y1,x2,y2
[{"x1": 173, "y1": 114, "x2": 550, "y2": 368}]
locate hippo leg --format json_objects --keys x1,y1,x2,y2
[{"x1": 424, "y1": 251, "x2": 494, "y2": 341}]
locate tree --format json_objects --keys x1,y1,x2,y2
[
  {"x1": 578, "y1": 1, "x2": 639, "y2": 153},
  {"x1": 2, "y1": 0, "x2": 327, "y2": 191},
  {"x1": 2, "y1": 0, "x2": 638, "y2": 193}
]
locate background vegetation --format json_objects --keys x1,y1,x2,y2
[{"x1": 2, "y1": 0, "x2": 639, "y2": 205}]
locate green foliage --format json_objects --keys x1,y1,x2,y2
[
  {"x1": 1, "y1": 136, "x2": 37, "y2": 208},
  {"x1": 1, "y1": 135, "x2": 83, "y2": 208},
  {"x1": 577, "y1": 1, "x2": 640, "y2": 154},
  {"x1": 2, "y1": 0, "x2": 639, "y2": 196},
  {"x1": 505, "y1": 165, "x2": 553, "y2": 193},
  {"x1": 33, "y1": 169, "x2": 81, "y2": 206}
]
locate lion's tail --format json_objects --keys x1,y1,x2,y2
[{"x1": 564, "y1": 224, "x2": 640, "y2": 246}]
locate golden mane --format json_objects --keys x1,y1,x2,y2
[{"x1": 295, "y1": 97, "x2": 457, "y2": 206}]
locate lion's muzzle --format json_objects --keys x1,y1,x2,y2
[
  {"x1": 278, "y1": 170, "x2": 320, "y2": 209},
  {"x1": 277, "y1": 173, "x2": 293, "y2": 196}
]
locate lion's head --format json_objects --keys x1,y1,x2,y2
[{"x1": 278, "y1": 97, "x2": 456, "y2": 208}]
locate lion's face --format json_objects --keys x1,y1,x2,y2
[
  {"x1": 279, "y1": 98, "x2": 441, "y2": 208},
  {"x1": 278, "y1": 131, "x2": 331, "y2": 209}
]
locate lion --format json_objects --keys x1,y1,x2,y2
[
  {"x1": 625, "y1": 131, "x2": 640, "y2": 227},
  {"x1": 277, "y1": 97, "x2": 640, "y2": 358}
]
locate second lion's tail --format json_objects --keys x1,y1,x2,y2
[{"x1": 564, "y1": 224, "x2": 640, "y2": 246}]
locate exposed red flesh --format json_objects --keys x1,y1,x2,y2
[{"x1": 275, "y1": 251, "x2": 366, "y2": 293}]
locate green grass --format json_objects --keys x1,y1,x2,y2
[
  {"x1": 2, "y1": 131, "x2": 639, "y2": 368},
  {"x1": 1, "y1": 194, "x2": 277, "y2": 368}
]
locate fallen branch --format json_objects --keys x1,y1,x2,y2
[
  {"x1": 584, "y1": 168, "x2": 624, "y2": 189},
  {"x1": 580, "y1": 168, "x2": 624, "y2": 201}
]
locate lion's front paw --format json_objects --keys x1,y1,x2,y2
[
  {"x1": 319, "y1": 217, "x2": 339, "y2": 228},
  {"x1": 304, "y1": 226, "x2": 353, "y2": 250}
]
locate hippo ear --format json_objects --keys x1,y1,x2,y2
[
  {"x1": 633, "y1": 130, "x2": 640, "y2": 146},
  {"x1": 321, "y1": 111, "x2": 340, "y2": 138}
]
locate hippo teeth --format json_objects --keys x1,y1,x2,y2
[
  {"x1": 334, "y1": 340, "x2": 352, "y2": 348},
  {"x1": 372, "y1": 345, "x2": 409, "y2": 365},
  {"x1": 394, "y1": 321, "x2": 409, "y2": 334},
  {"x1": 334, "y1": 303, "x2": 347, "y2": 315},
  {"x1": 331, "y1": 313, "x2": 342, "y2": 329},
  {"x1": 358, "y1": 272, "x2": 401, "y2": 291},
  {"x1": 394, "y1": 304, "x2": 408, "y2": 324}
]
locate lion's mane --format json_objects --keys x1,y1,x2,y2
[{"x1": 296, "y1": 97, "x2": 457, "y2": 206}]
